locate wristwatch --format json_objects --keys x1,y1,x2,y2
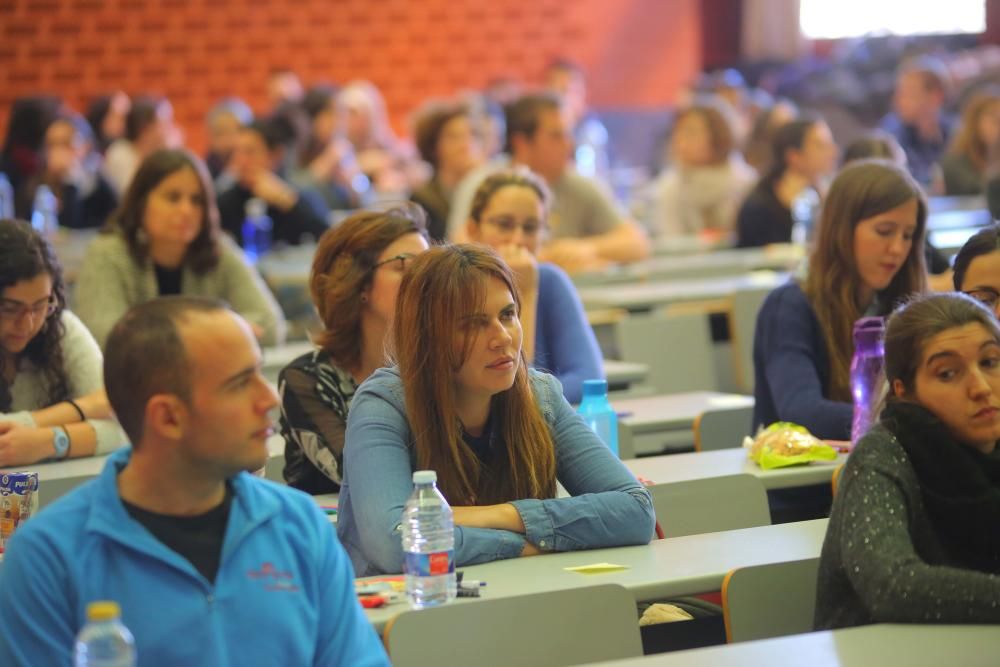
[{"x1": 52, "y1": 427, "x2": 70, "y2": 460}]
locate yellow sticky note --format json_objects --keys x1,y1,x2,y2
[{"x1": 564, "y1": 562, "x2": 630, "y2": 574}]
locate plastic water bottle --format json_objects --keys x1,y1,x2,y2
[
  {"x1": 74, "y1": 601, "x2": 136, "y2": 667},
  {"x1": 577, "y1": 379, "x2": 619, "y2": 457},
  {"x1": 790, "y1": 187, "x2": 820, "y2": 246},
  {"x1": 0, "y1": 173, "x2": 14, "y2": 219},
  {"x1": 401, "y1": 470, "x2": 456, "y2": 609},
  {"x1": 850, "y1": 317, "x2": 886, "y2": 443},
  {"x1": 241, "y1": 197, "x2": 272, "y2": 263},
  {"x1": 574, "y1": 116, "x2": 610, "y2": 181},
  {"x1": 31, "y1": 184, "x2": 59, "y2": 237}
]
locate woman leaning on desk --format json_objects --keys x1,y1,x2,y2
[
  {"x1": 74, "y1": 148, "x2": 285, "y2": 349},
  {"x1": 752, "y1": 160, "x2": 928, "y2": 442},
  {"x1": 0, "y1": 219, "x2": 125, "y2": 465},
  {"x1": 336, "y1": 244, "x2": 654, "y2": 576},
  {"x1": 815, "y1": 292, "x2": 1000, "y2": 628}
]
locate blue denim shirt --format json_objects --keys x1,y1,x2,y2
[{"x1": 337, "y1": 366, "x2": 655, "y2": 576}]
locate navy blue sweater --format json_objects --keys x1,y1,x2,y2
[{"x1": 752, "y1": 281, "x2": 852, "y2": 440}]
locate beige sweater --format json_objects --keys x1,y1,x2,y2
[{"x1": 74, "y1": 233, "x2": 286, "y2": 348}]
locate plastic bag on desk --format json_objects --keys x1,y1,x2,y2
[{"x1": 742, "y1": 422, "x2": 838, "y2": 469}]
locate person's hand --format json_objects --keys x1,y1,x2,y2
[
  {"x1": 495, "y1": 244, "x2": 538, "y2": 293},
  {"x1": 308, "y1": 141, "x2": 342, "y2": 182},
  {"x1": 520, "y1": 542, "x2": 541, "y2": 557},
  {"x1": 251, "y1": 171, "x2": 298, "y2": 211},
  {"x1": 0, "y1": 423, "x2": 56, "y2": 466},
  {"x1": 538, "y1": 238, "x2": 608, "y2": 274}
]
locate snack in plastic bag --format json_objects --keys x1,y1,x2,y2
[{"x1": 742, "y1": 422, "x2": 838, "y2": 469}]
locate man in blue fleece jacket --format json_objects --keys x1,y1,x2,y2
[{"x1": 0, "y1": 296, "x2": 387, "y2": 666}]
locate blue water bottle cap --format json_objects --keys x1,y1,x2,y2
[{"x1": 581, "y1": 379, "x2": 608, "y2": 398}]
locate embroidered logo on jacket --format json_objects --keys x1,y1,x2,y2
[{"x1": 247, "y1": 562, "x2": 301, "y2": 592}]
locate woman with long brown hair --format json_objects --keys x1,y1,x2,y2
[
  {"x1": 752, "y1": 159, "x2": 928, "y2": 441},
  {"x1": 75, "y1": 148, "x2": 285, "y2": 348},
  {"x1": 278, "y1": 205, "x2": 429, "y2": 494},
  {"x1": 336, "y1": 244, "x2": 654, "y2": 575}
]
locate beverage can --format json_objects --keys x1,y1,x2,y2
[{"x1": 0, "y1": 471, "x2": 39, "y2": 553}]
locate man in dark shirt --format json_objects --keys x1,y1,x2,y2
[
  {"x1": 880, "y1": 56, "x2": 955, "y2": 187},
  {"x1": 217, "y1": 118, "x2": 329, "y2": 247}
]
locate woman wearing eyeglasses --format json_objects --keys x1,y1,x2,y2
[
  {"x1": 74, "y1": 149, "x2": 285, "y2": 348},
  {"x1": 952, "y1": 224, "x2": 1000, "y2": 318},
  {"x1": 278, "y1": 206, "x2": 429, "y2": 493},
  {"x1": 0, "y1": 219, "x2": 125, "y2": 465},
  {"x1": 464, "y1": 168, "x2": 602, "y2": 403}
]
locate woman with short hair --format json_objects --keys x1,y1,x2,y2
[{"x1": 278, "y1": 206, "x2": 429, "y2": 494}]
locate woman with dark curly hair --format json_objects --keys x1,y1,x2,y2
[
  {"x1": 278, "y1": 205, "x2": 428, "y2": 493},
  {"x1": 74, "y1": 149, "x2": 285, "y2": 348},
  {"x1": 0, "y1": 219, "x2": 125, "y2": 465}
]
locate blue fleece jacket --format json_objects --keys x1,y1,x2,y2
[{"x1": 0, "y1": 448, "x2": 387, "y2": 667}]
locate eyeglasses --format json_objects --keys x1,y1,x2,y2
[
  {"x1": 372, "y1": 253, "x2": 417, "y2": 273},
  {"x1": 964, "y1": 288, "x2": 1000, "y2": 310},
  {"x1": 0, "y1": 295, "x2": 57, "y2": 323},
  {"x1": 482, "y1": 217, "x2": 544, "y2": 239}
]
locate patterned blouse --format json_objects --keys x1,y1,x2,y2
[{"x1": 277, "y1": 349, "x2": 358, "y2": 494}]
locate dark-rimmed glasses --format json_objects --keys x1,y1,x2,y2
[
  {"x1": 372, "y1": 253, "x2": 417, "y2": 273},
  {"x1": 0, "y1": 295, "x2": 57, "y2": 323}
]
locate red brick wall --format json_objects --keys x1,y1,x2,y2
[{"x1": 0, "y1": 0, "x2": 702, "y2": 153}]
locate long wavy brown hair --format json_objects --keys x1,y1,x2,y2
[
  {"x1": 0, "y1": 219, "x2": 69, "y2": 411},
  {"x1": 392, "y1": 244, "x2": 557, "y2": 505},
  {"x1": 803, "y1": 159, "x2": 927, "y2": 401}
]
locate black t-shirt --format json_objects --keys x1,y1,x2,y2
[
  {"x1": 154, "y1": 263, "x2": 183, "y2": 296},
  {"x1": 461, "y1": 417, "x2": 495, "y2": 468},
  {"x1": 736, "y1": 185, "x2": 793, "y2": 248},
  {"x1": 123, "y1": 484, "x2": 233, "y2": 584}
]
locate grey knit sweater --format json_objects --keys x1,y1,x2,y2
[
  {"x1": 815, "y1": 424, "x2": 1000, "y2": 629},
  {"x1": 74, "y1": 233, "x2": 286, "y2": 348}
]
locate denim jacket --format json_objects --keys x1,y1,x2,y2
[{"x1": 337, "y1": 366, "x2": 655, "y2": 576}]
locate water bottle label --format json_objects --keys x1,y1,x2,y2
[{"x1": 404, "y1": 550, "x2": 454, "y2": 577}]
